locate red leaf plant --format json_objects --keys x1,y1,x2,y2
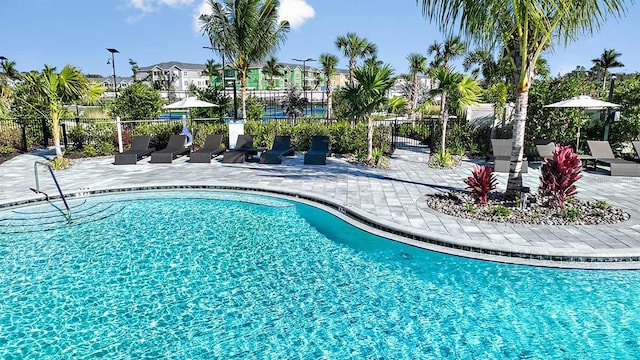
[
  {"x1": 463, "y1": 165, "x2": 497, "y2": 205},
  {"x1": 539, "y1": 145, "x2": 583, "y2": 208}
]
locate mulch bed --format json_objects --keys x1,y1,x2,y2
[{"x1": 424, "y1": 191, "x2": 630, "y2": 225}]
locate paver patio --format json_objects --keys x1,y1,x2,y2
[{"x1": 1, "y1": 147, "x2": 639, "y2": 269}]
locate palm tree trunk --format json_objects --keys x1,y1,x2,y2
[
  {"x1": 51, "y1": 111, "x2": 63, "y2": 159},
  {"x1": 367, "y1": 115, "x2": 374, "y2": 162},
  {"x1": 240, "y1": 75, "x2": 247, "y2": 122},
  {"x1": 412, "y1": 75, "x2": 419, "y2": 121},
  {"x1": 505, "y1": 90, "x2": 529, "y2": 198},
  {"x1": 349, "y1": 59, "x2": 356, "y2": 87},
  {"x1": 440, "y1": 92, "x2": 447, "y2": 157},
  {"x1": 326, "y1": 87, "x2": 333, "y2": 122},
  {"x1": 602, "y1": 70, "x2": 607, "y2": 91}
]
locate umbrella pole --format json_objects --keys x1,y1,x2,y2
[{"x1": 576, "y1": 126, "x2": 581, "y2": 152}]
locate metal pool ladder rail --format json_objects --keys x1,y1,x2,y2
[{"x1": 31, "y1": 160, "x2": 72, "y2": 221}]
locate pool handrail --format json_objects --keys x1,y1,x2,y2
[{"x1": 32, "y1": 160, "x2": 71, "y2": 221}]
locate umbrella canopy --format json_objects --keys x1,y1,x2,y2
[
  {"x1": 544, "y1": 95, "x2": 620, "y2": 109},
  {"x1": 163, "y1": 97, "x2": 218, "y2": 109}
]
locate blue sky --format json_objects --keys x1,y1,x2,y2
[{"x1": 2, "y1": 0, "x2": 639, "y2": 78}]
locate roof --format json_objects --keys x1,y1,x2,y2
[{"x1": 138, "y1": 61, "x2": 206, "y2": 71}]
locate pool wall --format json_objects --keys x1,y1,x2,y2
[{"x1": 1, "y1": 184, "x2": 639, "y2": 270}]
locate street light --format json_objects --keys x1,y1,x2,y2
[
  {"x1": 603, "y1": 74, "x2": 616, "y2": 141},
  {"x1": 203, "y1": 45, "x2": 237, "y2": 119},
  {"x1": 106, "y1": 48, "x2": 119, "y2": 99},
  {"x1": 292, "y1": 57, "x2": 315, "y2": 116}
]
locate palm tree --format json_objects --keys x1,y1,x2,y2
[
  {"x1": 429, "y1": 67, "x2": 481, "y2": 158},
  {"x1": 262, "y1": 56, "x2": 283, "y2": 90},
  {"x1": 202, "y1": 59, "x2": 223, "y2": 88},
  {"x1": 0, "y1": 59, "x2": 20, "y2": 113},
  {"x1": 407, "y1": 53, "x2": 427, "y2": 121},
  {"x1": 200, "y1": 0, "x2": 290, "y2": 122},
  {"x1": 22, "y1": 65, "x2": 103, "y2": 159},
  {"x1": 335, "y1": 32, "x2": 378, "y2": 87},
  {"x1": 418, "y1": 0, "x2": 629, "y2": 197},
  {"x1": 591, "y1": 48, "x2": 624, "y2": 90},
  {"x1": 427, "y1": 36, "x2": 465, "y2": 69},
  {"x1": 281, "y1": 86, "x2": 308, "y2": 120},
  {"x1": 343, "y1": 63, "x2": 395, "y2": 161},
  {"x1": 319, "y1": 53, "x2": 338, "y2": 121},
  {"x1": 388, "y1": 96, "x2": 409, "y2": 115}
]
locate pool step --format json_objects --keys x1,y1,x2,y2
[{"x1": 0, "y1": 201, "x2": 126, "y2": 234}]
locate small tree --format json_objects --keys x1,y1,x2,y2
[
  {"x1": 539, "y1": 145, "x2": 583, "y2": 208},
  {"x1": 281, "y1": 86, "x2": 308, "y2": 120},
  {"x1": 109, "y1": 83, "x2": 163, "y2": 120},
  {"x1": 464, "y1": 165, "x2": 497, "y2": 205}
]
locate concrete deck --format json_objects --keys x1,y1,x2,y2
[{"x1": 2, "y1": 148, "x2": 640, "y2": 269}]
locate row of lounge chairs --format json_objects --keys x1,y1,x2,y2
[
  {"x1": 490, "y1": 138, "x2": 640, "y2": 176},
  {"x1": 114, "y1": 134, "x2": 329, "y2": 165}
]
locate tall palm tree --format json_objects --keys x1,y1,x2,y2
[
  {"x1": 202, "y1": 59, "x2": 223, "y2": 88},
  {"x1": 406, "y1": 53, "x2": 427, "y2": 121},
  {"x1": 22, "y1": 65, "x2": 103, "y2": 159},
  {"x1": 262, "y1": 56, "x2": 283, "y2": 90},
  {"x1": 319, "y1": 53, "x2": 338, "y2": 121},
  {"x1": 418, "y1": 0, "x2": 629, "y2": 197},
  {"x1": 200, "y1": 0, "x2": 290, "y2": 122},
  {"x1": 335, "y1": 32, "x2": 378, "y2": 87},
  {"x1": 343, "y1": 63, "x2": 395, "y2": 161},
  {"x1": 429, "y1": 67, "x2": 481, "y2": 158},
  {"x1": 591, "y1": 48, "x2": 624, "y2": 90},
  {"x1": 427, "y1": 36, "x2": 465, "y2": 69},
  {"x1": 0, "y1": 59, "x2": 20, "y2": 113}
]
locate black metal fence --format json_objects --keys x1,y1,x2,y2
[{"x1": 0, "y1": 118, "x2": 51, "y2": 152}]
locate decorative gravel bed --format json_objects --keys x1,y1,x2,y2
[{"x1": 425, "y1": 191, "x2": 630, "y2": 225}]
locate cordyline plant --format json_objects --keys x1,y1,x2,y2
[
  {"x1": 464, "y1": 165, "x2": 497, "y2": 205},
  {"x1": 539, "y1": 145, "x2": 582, "y2": 208}
]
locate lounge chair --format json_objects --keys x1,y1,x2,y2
[
  {"x1": 490, "y1": 138, "x2": 527, "y2": 173},
  {"x1": 260, "y1": 136, "x2": 294, "y2": 164},
  {"x1": 304, "y1": 136, "x2": 329, "y2": 165},
  {"x1": 150, "y1": 134, "x2": 190, "y2": 163},
  {"x1": 587, "y1": 140, "x2": 640, "y2": 176},
  {"x1": 222, "y1": 135, "x2": 258, "y2": 163},
  {"x1": 632, "y1": 141, "x2": 640, "y2": 161},
  {"x1": 190, "y1": 134, "x2": 225, "y2": 163},
  {"x1": 114, "y1": 135, "x2": 154, "y2": 165},
  {"x1": 534, "y1": 139, "x2": 555, "y2": 160}
]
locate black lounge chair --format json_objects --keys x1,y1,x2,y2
[
  {"x1": 304, "y1": 136, "x2": 329, "y2": 165},
  {"x1": 534, "y1": 139, "x2": 555, "y2": 160},
  {"x1": 489, "y1": 138, "x2": 527, "y2": 173},
  {"x1": 222, "y1": 135, "x2": 258, "y2": 163},
  {"x1": 150, "y1": 135, "x2": 190, "y2": 163},
  {"x1": 632, "y1": 141, "x2": 640, "y2": 161},
  {"x1": 190, "y1": 134, "x2": 225, "y2": 163},
  {"x1": 260, "y1": 135, "x2": 294, "y2": 164},
  {"x1": 587, "y1": 140, "x2": 640, "y2": 176},
  {"x1": 114, "y1": 135, "x2": 155, "y2": 165}
]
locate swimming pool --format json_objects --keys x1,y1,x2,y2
[{"x1": 1, "y1": 191, "x2": 639, "y2": 358}]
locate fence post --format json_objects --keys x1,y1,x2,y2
[
  {"x1": 21, "y1": 121, "x2": 28, "y2": 152},
  {"x1": 61, "y1": 123, "x2": 69, "y2": 150},
  {"x1": 116, "y1": 116, "x2": 123, "y2": 153},
  {"x1": 41, "y1": 118, "x2": 49, "y2": 147}
]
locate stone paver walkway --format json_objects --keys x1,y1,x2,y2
[{"x1": 2, "y1": 148, "x2": 640, "y2": 269}]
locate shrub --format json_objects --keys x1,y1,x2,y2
[
  {"x1": 0, "y1": 144, "x2": 14, "y2": 155},
  {"x1": 372, "y1": 147, "x2": 384, "y2": 165},
  {"x1": 430, "y1": 151, "x2": 453, "y2": 168},
  {"x1": 49, "y1": 156, "x2": 72, "y2": 170},
  {"x1": 559, "y1": 207, "x2": 582, "y2": 221},
  {"x1": 539, "y1": 145, "x2": 583, "y2": 208},
  {"x1": 593, "y1": 199, "x2": 610, "y2": 209},
  {"x1": 463, "y1": 165, "x2": 497, "y2": 205},
  {"x1": 490, "y1": 205, "x2": 511, "y2": 217}
]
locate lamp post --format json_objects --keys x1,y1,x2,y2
[
  {"x1": 292, "y1": 58, "x2": 315, "y2": 116},
  {"x1": 603, "y1": 74, "x2": 616, "y2": 141},
  {"x1": 106, "y1": 48, "x2": 119, "y2": 99}
]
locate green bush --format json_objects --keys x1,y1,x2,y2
[
  {"x1": 490, "y1": 205, "x2": 512, "y2": 217},
  {"x1": 559, "y1": 207, "x2": 582, "y2": 221}
]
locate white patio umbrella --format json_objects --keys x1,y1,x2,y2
[
  {"x1": 163, "y1": 96, "x2": 218, "y2": 110},
  {"x1": 543, "y1": 95, "x2": 620, "y2": 109},
  {"x1": 544, "y1": 95, "x2": 620, "y2": 149}
]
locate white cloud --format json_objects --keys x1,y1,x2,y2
[
  {"x1": 128, "y1": 0, "x2": 195, "y2": 13},
  {"x1": 278, "y1": 0, "x2": 315, "y2": 29},
  {"x1": 192, "y1": 0, "x2": 315, "y2": 32},
  {"x1": 192, "y1": 0, "x2": 212, "y2": 32}
]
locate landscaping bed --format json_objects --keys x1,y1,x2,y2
[{"x1": 425, "y1": 191, "x2": 630, "y2": 225}]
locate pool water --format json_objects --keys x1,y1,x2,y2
[{"x1": 1, "y1": 191, "x2": 639, "y2": 359}]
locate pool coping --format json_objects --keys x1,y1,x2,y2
[{"x1": 1, "y1": 184, "x2": 640, "y2": 270}]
